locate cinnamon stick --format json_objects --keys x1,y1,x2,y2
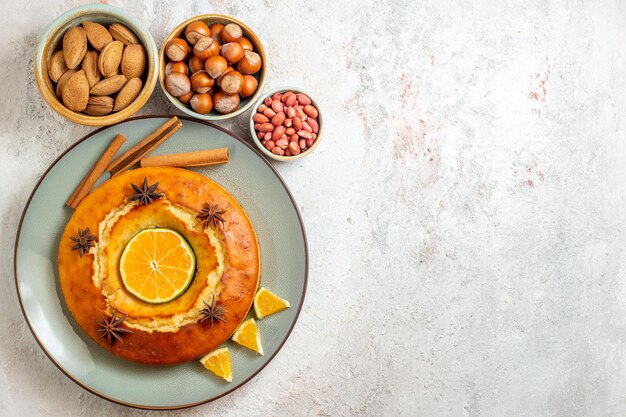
[
  {"x1": 140, "y1": 148, "x2": 229, "y2": 168},
  {"x1": 67, "y1": 134, "x2": 126, "y2": 208},
  {"x1": 106, "y1": 116, "x2": 182, "y2": 175}
]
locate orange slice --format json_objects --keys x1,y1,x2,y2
[
  {"x1": 231, "y1": 318, "x2": 263, "y2": 355},
  {"x1": 254, "y1": 287, "x2": 290, "y2": 319},
  {"x1": 119, "y1": 228, "x2": 196, "y2": 304},
  {"x1": 200, "y1": 347, "x2": 232, "y2": 382}
]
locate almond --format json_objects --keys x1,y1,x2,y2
[
  {"x1": 56, "y1": 69, "x2": 77, "y2": 97},
  {"x1": 121, "y1": 44, "x2": 146, "y2": 79},
  {"x1": 90, "y1": 74, "x2": 127, "y2": 95},
  {"x1": 61, "y1": 70, "x2": 89, "y2": 111},
  {"x1": 98, "y1": 40, "x2": 124, "y2": 77},
  {"x1": 81, "y1": 21, "x2": 113, "y2": 51},
  {"x1": 81, "y1": 50, "x2": 101, "y2": 88},
  {"x1": 62, "y1": 26, "x2": 87, "y2": 69},
  {"x1": 84, "y1": 95, "x2": 114, "y2": 116},
  {"x1": 108, "y1": 23, "x2": 139, "y2": 46},
  {"x1": 113, "y1": 78, "x2": 143, "y2": 111},
  {"x1": 48, "y1": 50, "x2": 68, "y2": 83}
]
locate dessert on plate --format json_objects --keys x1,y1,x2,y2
[{"x1": 58, "y1": 166, "x2": 260, "y2": 365}]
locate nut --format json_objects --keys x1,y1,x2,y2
[
  {"x1": 62, "y1": 26, "x2": 87, "y2": 69},
  {"x1": 82, "y1": 21, "x2": 113, "y2": 51},
  {"x1": 237, "y1": 51, "x2": 262, "y2": 75},
  {"x1": 188, "y1": 55, "x2": 205, "y2": 73},
  {"x1": 82, "y1": 51, "x2": 101, "y2": 88},
  {"x1": 84, "y1": 95, "x2": 114, "y2": 116},
  {"x1": 108, "y1": 23, "x2": 139, "y2": 46},
  {"x1": 204, "y1": 55, "x2": 228, "y2": 78},
  {"x1": 166, "y1": 38, "x2": 189, "y2": 62},
  {"x1": 114, "y1": 77, "x2": 143, "y2": 111},
  {"x1": 121, "y1": 44, "x2": 146, "y2": 79},
  {"x1": 240, "y1": 75, "x2": 258, "y2": 98},
  {"x1": 61, "y1": 70, "x2": 89, "y2": 112},
  {"x1": 190, "y1": 71, "x2": 214, "y2": 94},
  {"x1": 220, "y1": 70, "x2": 244, "y2": 95},
  {"x1": 165, "y1": 61, "x2": 188, "y2": 76},
  {"x1": 193, "y1": 37, "x2": 220, "y2": 59},
  {"x1": 165, "y1": 73, "x2": 191, "y2": 97},
  {"x1": 56, "y1": 69, "x2": 77, "y2": 97},
  {"x1": 90, "y1": 74, "x2": 128, "y2": 95},
  {"x1": 47, "y1": 50, "x2": 68, "y2": 83},
  {"x1": 98, "y1": 40, "x2": 124, "y2": 77},
  {"x1": 190, "y1": 93, "x2": 213, "y2": 114},
  {"x1": 184, "y1": 21, "x2": 211, "y2": 45},
  {"x1": 221, "y1": 23, "x2": 243, "y2": 43},
  {"x1": 209, "y1": 23, "x2": 225, "y2": 41},
  {"x1": 239, "y1": 37, "x2": 254, "y2": 51},
  {"x1": 221, "y1": 42, "x2": 244, "y2": 64},
  {"x1": 213, "y1": 91, "x2": 240, "y2": 114}
]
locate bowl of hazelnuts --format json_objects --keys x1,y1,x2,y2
[{"x1": 159, "y1": 15, "x2": 266, "y2": 120}]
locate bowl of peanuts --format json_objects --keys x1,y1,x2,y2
[
  {"x1": 159, "y1": 14, "x2": 266, "y2": 121},
  {"x1": 250, "y1": 87, "x2": 322, "y2": 161}
]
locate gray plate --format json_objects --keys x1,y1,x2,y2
[{"x1": 14, "y1": 116, "x2": 308, "y2": 409}]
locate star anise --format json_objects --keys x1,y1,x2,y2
[
  {"x1": 97, "y1": 310, "x2": 133, "y2": 345},
  {"x1": 70, "y1": 227, "x2": 97, "y2": 257},
  {"x1": 129, "y1": 177, "x2": 164, "y2": 205},
  {"x1": 199, "y1": 296, "x2": 226, "y2": 327},
  {"x1": 197, "y1": 203, "x2": 226, "y2": 228}
]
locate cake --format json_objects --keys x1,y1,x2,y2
[{"x1": 57, "y1": 167, "x2": 260, "y2": 365}]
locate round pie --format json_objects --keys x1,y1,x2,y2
[{"x1": 57, "y1": 167, "x2": 260, "y2": 365}]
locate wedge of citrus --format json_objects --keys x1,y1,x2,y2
[
  {"x1": 231, "y1": 318, "x2": 263, "y2": 355},
  {"x1": 200, "y1": 347, "x2": 232, "y2": 382},
  {"x1": 254, "y1": 287, "x2": 290, "y2": 319},
  {"x1": 119, "y1": 228, "x2": 196, "y2": 304}
]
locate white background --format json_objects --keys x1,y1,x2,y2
[{"x1": 1, "y1": 1, "x2": 626, "y2": 416}]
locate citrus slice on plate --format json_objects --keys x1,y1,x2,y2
[
  {"x1": 119, "y1": 228, "x2": 196, "y2": 304},
  {"x1": 200, "y1": 347, "x2": 232, "y2": 382},
  {"x1": 231, "y1": 318, "x2": 263, "y2": 355},
  {"x1": 254, "y1": 287, "x2": 290, "y2": 319}
]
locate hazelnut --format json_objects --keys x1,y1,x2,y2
[
  {"x1": 184, "y1": 21, "x2": 210, "y2": 45},
  {"x1": 216, "y1": 66, "x2": 234, "y2": 87},
  {"x1": 178, "y1": 91, "x2": 194, "y2": 104},
  {"x1": 221, "y1": 42, "x2": 244, "y2": 64},
  {"x1": 221, "y1": 23, "x2": 242, "y2": 43},
  {"x1": 190, "y1": 70, "x2": 214, "y2": 93},
  {"x1": 165, "y1": 61, "x2": 188, "y2": 76},
  {"x1": 188, "y1": 55, "x2": 205, "y2": 73},
  {"x1": 190, "y1": 93, "x2": 213, "y2": 114},
  {"x1": 209, "y1": 23, "x2": 225, "y2": 41},
  {"x1": 165, "y1": 38, "x2": 189, "y2": 62},
  {"x1": 213, "y1": 91, "x2": 240, "y2": 114},
  {"x1": 165, "y1": 72, "x2": 191, "y2": 97},
  {"x1": 204, "y1": 55, "x2": 228, "y2": 78},
  {"x1": 220, "y1": 70, "x2": 244, "y2": 95},
  {"x1": 240, "y1": 75, "x2": 258, "y2": 98},
  {"x1": 237, "y1": 51, "x2": 262, "y2": 75},
  {"x1": 239, "y1": 37, "x2": 254, "y2": 51},
  {"x1": 193, "y1": 37, "x2": 220, "y2": 60}
]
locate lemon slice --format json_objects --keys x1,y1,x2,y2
[
  {"x1": 254, "y1": 287, "x2": 290, "y2": 319},
  {"x1": 119, "y1": 228, "x2": 196, "y2": 303},
  {"x1": 231, "y1": 318, "x2": 263, "y2": 355},
  {"x1": 200, "y1": 347, "x2": 232, "y2": 382}
]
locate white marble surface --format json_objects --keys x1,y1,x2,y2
[{"x1": 2, "y1": 0, "x2": 626, "y2": 415}]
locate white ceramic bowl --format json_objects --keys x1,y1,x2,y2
[{"x1": 249, "y1": 87, "x2": 323, "y2": 162}]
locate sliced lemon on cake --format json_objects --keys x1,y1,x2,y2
[
  {"x1": 200, "y1": 347, "x2": 232, "y2": 382},
  {"x1": 231, "y1": 318, "x2": 263, "y2": 355},
  {"x1": 119, "y1": 228, "x2": 196, "y2": 304},
  {"x1": 254, "y1": 287, "x2": 290, "y2": 319}
]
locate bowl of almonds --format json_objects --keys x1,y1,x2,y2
[
  {"x1": 34, "y1": 4, "x2": 158, "y2": 126},
  {"x1": 250, "y1": 87, "x2": 322, "y2": 161}
]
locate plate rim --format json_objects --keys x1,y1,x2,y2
[{"x1": 13, "y1": 115, "x2": 309, "y2": 410}]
